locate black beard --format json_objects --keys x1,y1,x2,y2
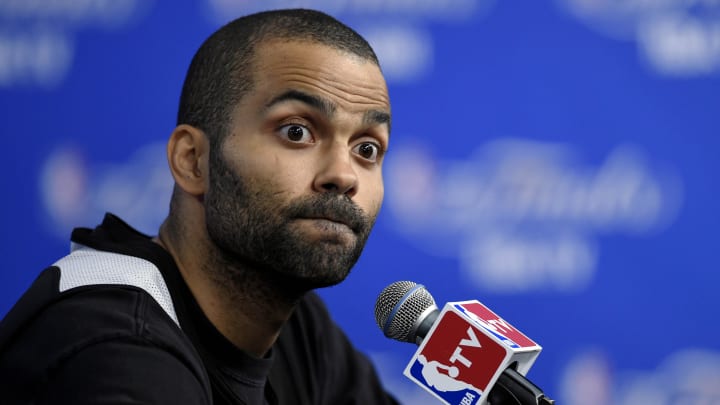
[{"x1": 203, "y1": 147, "x2": 377, "y2": 294}]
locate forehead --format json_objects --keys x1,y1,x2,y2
[{"x1": 248, "y1": 39, "x2": 390, "y2": 113}]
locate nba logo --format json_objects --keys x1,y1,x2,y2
[
  {"x1": 453, "y1": 302, "x2": 538, "y2": 350},
  {"x1": 404, "y1": 301, "x2": 542, "y2": 405}
]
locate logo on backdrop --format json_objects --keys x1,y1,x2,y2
[
  {"x1": 558, "y1": 348, "x2": 720, "y2": 404},
  {"x1": 40, "y1": 142, "x2": 172, "y2": 237},
  {"x1": 614, "y1": 349, "x2": 720, "y2": 404},
  {"x1": 0, "y1": 0, "x2": 153, "y2": 88},
  {"x1": 386, "y1": 138, "x2": 683, "y2": 293},
  {"x1": 555, "y1": 0, "x2": 720, "y2": 76}
]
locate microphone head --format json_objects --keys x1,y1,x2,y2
[{"x1": 374, "y1": 281, "x2": 437, "y2": 343}]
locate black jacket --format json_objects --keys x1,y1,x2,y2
[{"x1": 0, "y1": 214, "x2": 398, "y2": 405}]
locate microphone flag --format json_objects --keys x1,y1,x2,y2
[{"x1": 403, "y1": 300, "x2": 542, "y2": 405}]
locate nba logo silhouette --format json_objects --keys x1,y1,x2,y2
[{"x1": 404, "y1": 301, "x2": 542, "y2": 405}]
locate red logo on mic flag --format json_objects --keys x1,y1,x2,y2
[
  {"x1": 404, "y1": 309, "x2": 509, "y2": 404},
  {"x1": 404, "y1": 301, "x2": 543, "y2": 405},
  {"x1": 455, "y1": 302, "x2": 538, "y2": 349}
]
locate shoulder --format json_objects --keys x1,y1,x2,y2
[
  {"x1": 0, "y1": 251, "x2": 209, "y2": 403},
  {"x1": 54, "y1": 244, "x2": 180, "y2": 325},
  {"x1": 1, "y1": 245, "x2": 187, "y2": 353}
]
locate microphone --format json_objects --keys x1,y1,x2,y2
[{"x1": 374, "y1": 281, "x2": 555, "y2": 405}]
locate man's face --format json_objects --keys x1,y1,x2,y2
[{"x1": 204, "y1": 40, "x2": 390, "y2": 289}]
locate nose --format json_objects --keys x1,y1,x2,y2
[{"x1": 313, "y1": 144, "x2": 358, "y2": 197}]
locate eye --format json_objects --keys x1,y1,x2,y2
[
  {"x1": 353, "y1": 142, "x2": 380, "y2": 162},
  {"x1": 279, "y1": 124, "x2": 313, "y2": 144}
]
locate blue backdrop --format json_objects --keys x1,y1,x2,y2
[{"x1": 2, "y1": 1, "x2": 719, "y2": 403}]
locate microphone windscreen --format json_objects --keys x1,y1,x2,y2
[{"x1": 374, "y1": 281, "x2": 436, "y2": 342}]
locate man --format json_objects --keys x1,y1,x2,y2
[{"x1": 0, "y1": 9, "x2": 398, "y2": 404}]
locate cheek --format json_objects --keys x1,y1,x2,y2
[
  {"x1": 360, "y1": 172, "x2": 385, "y2": 215},
  {"x1": 243, "y1": 152, "x2": 313, "y2": 196}
]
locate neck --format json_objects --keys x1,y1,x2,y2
[{"x1": 156, "y1": 215, "x2": 304, "y2": 358}]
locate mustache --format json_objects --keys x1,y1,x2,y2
[{"x1": 285, "y1": 194, "x2": 369, "y2": 232}]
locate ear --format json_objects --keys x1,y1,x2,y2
[{"x1": 167, "y1": 124, "x2": 209, "y2": 197}]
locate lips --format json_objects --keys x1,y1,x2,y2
[
  {"x1": 287, "y1": 195, "x2": 367, "y2": 234},
  {"x1": 300, "y1": 215, "x2": 358, "y2": 232}
]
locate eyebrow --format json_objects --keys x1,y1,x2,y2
[
  {"x1": 364, "y1": 109, "x2": 392, "y2": 133},
  {"x1": 264, "y1": 89, "x2": 336, "y2": 118},
  {"x1": 265, "y1": 89, "x2": 392, "y2": 133}
]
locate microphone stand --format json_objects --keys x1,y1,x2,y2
[{"x1": 488, "y1": 368, "x2": 555, "y2": 405}]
